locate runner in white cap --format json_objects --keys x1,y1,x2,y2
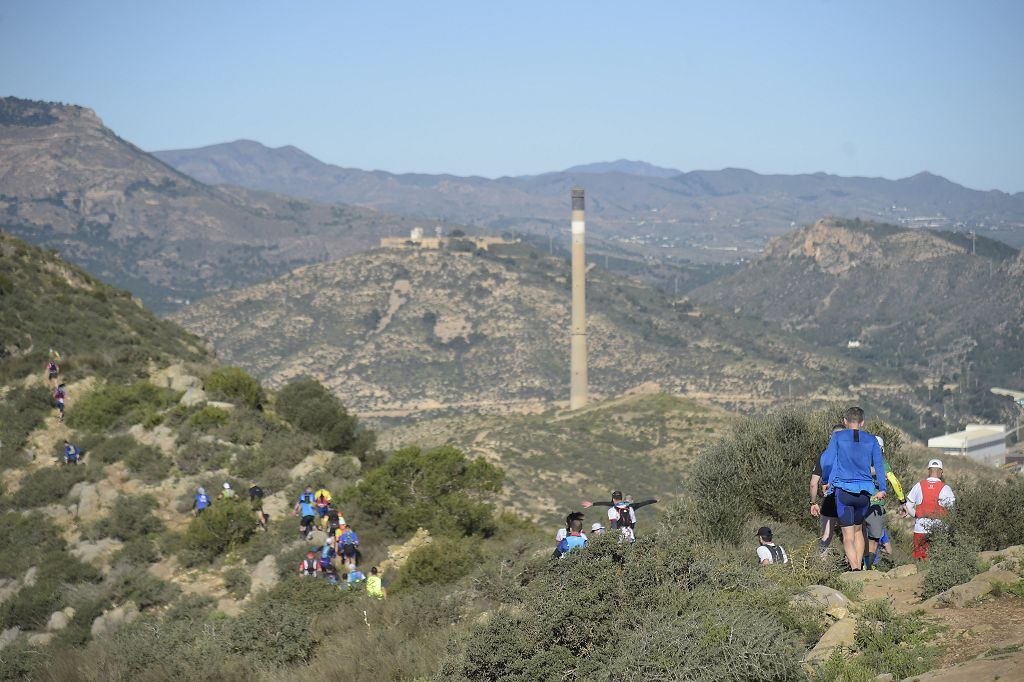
[
  {"x1": 902, "y1": 458, "x2": 955, "y2": 560},
  {"x1": 590, "y1": 522, "x2": 605, "y2": 537}
]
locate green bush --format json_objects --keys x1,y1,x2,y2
[
  {"x1": 0, "y1": 385, "x2": 50, "y2": 468},
  {"x1": 110, "y1": 536, "x2": 161, "y2": 567},
  {"x1": 223, "y1": 566, "x2": 251, "y2": 599},
  {"x1": 351, "y1": 445, "x2": 503, "y2": 537},
  {"x1": 66, "y1": 380, "x2": 178, "y2": 432},
  {"x1": 0, "y1": 513, "x2": 63, "y2": 579},
  {"x1": 205, "y1": 366, "x2": 264, "y2": 409},
  {"x1": 393, "y1": 537, "x2": 482, "y2": 592},
  {"x1": 174, "y1": 434, "x2": 233, "y2": 475},
  {"x1": 0, "y1": 552, "x2": 100, "y2": 629},
  {"x1": 849, "y1": 600, "x2": 939, "y2": 680},
  {"x1": 187, "y1": 405, "x2": 230, "y2": 430},
  {"x1": 944, "y1": 477, "x2": 1024, "y2": 550},
  {"x1": 275, "y1": 377, "x2": 361, "y2": 454},
  {"x1": 12, "y1": 464, "x2": 87, "y2": 508},
  {"x1": 92, "y1": 494, "x2": 165, "y2": 541},
  {"x1": 226, "y1": 578, "x2": 348, "y2": 667},
  {"x1": 229, "y1": 429, "x2": 314, "y2": 481},
  {"x1": 921, "y1": 530, "x2": 981, "y2": 598},
  {"x1": 182, "y1": 500, "x2": 257, "y2": 565},
  {"x1": 83, "y1": 433, "x2": 136, "y2": 464},
  {"x1": 124, "y1": 442, "x2": 171, "y2": 483},
  {"x1": 108, "y1": 566, "x2": 180, "y2": 609}
]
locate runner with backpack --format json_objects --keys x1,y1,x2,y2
[
  {"x1": 249, "y1": 482, "x2": 268, "y2": 530},
  {"x1": 46, "y1": 358, "x2": 60, "y2": 387},
  {"x1": 338, "y1": 527, "x2": 359, "y2": 568},
  {"x1": 192, "y1": 487, "x2": 211, "y2": 516},
  {"x1": 294, "y1": 486, "x2": 317, "y2": 540},
  {"x1": 298, "y1": 551, "x2": 319, "y2": 577},
  {"x1": 755, "y1": 526, "x2": 789, "y2": 565},
  {"x1": 53, "y1": 383, "x2": 67, "y2": 423},
  {"x1": 555, "y1": 517, "x2": 587, "y2": 557},
  {"x1": 581, "y1": 491, "x2": 660, "y2": 543},
  {"x1": 63, "y1": 440, "x2": 80, "y2": 465},
  {"x1": 314, "y1": 486, "x2": 332, "y2": 519}
]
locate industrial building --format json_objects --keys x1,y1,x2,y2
[{"x1": 927, "y1": 424, "x2": 1008, "y2": 467}]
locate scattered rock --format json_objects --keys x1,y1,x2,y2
[
  {"x1": 825, "y1": 606, "x2": 851, "y2": 620},
  {"x1": 289, "y1": 450, "x2": 334, "y2": 482},
  {"x1": 23, "y1": 566, "x2": 37, "y2": 587},
  {"x1": 0, "y1": 627, "x2": 20, "y2": 651},
  {"x1": 806, "y1": 618, "x2": 857, "y2": 663},
  {"x1": 379, "y1": 528, "x2": 432, "y2": 575},
  {"x1": 978, "y1": 545, "x2": 1024, "y2": 562},
  {"x1": 179, "y1": 386, "x2": 208, "y2": 407},
  {"x1": 128, "y1": 424, "x2": 176, "y2": 456},
  {"x1": 72, "y1": 482, "x2": 103, "y2": 521},
  {"x1": 90, "y1": 603, "x2": 139, "y2": 638},
  {"x1": 262, "y1": 491, "x2": 290, "y2": 521},
  {"x1": 151, "y1": 364, "x2": 202, "y2": 392},
  {"x1": 874, "y1": 673, "x2": 894, "y2": 681},
  {"x1": 925, "y1": 568, "x2": 1021, "y2": 609},
  {"x1": 249, "y1": 555, "x2": 278, "y2": 595},
  {"x1": 217, "y1": 598, "x2": 243, "y2": 617},
  {"x1": 887, "y1": 564, "x2": 918, "y2": 579},
  {"x1": 790, "y1": 585, "x2": 851, "y2": 611},
  {"x1": 27, "y1": 632, "x2": 53, "y2": 646},
  {"x1": 206, "y1": 401, "x2": 235, "y2": 411},
  {"x1": 0, "y1": 578, "x2": 18, "y2": 604},
  {"x1": 71, "y1": 538, "x2": 123, "y2": 570},
  {"x1": 46, "y1": 609, "x2": 71, "y2": 631}
]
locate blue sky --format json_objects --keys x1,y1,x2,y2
[{"x1": 2, "y1": 1, "x2": 1022, "y2": 191}]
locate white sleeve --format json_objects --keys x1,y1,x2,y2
[
  {"x1": 607, "y1": 507, "x2": 618, "y2": 522},
  {"x1": 939, "y1": 485, "x2": 955, "y2": 507},
  {"x1": 782, "y1": 547, "x2": 789, "y2": 564},
  {"x1": 905, "y1": 482, "x2": 922, "y2": 515},
  {"x1": 756, "y1": 546, "x2": 771, "y2": 563},
  {"x1": 555, "y1": 528, "x2": 567, "y2": 542}
]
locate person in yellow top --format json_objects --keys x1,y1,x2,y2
[
  {"x1": 366, "y1": 566, "x2": 386, "y2": 599},
  {"x1": 314, "y1": 487, "x2": 332, "y2": 519}
]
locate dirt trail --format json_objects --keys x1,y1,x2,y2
[{"x1": 850, "y1": 560, "x2": 1024, "y2": 679}]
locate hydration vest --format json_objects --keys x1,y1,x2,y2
[
  {"x1": 300, "y1": 559, "x2": 317, "y2": 575},
  {"x1": 366, "y1": 575, "x2": 384, "y2": 598},
  {"x1": 765, "y1": 544, "x2": 786, "y2": 564},
  {"x1": 195, "y1": 493, "x2": 210, "y2": 510},
  {"x1": 915, "y1": 480, "x2": 947, "y2": 519}
]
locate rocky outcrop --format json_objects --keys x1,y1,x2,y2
[
  {"x1": 90, "y1": 603, "x2": 139, "y2": 638},
  {"x1": 127, "y1": 424, "x2": 177, "y2": 457},
  {"x1": 923, "y1": 567, "x2": 1020, "y2": 609},
  {"x1": 379, "y1": 528, "x2": 432, "y2": 575},
  {"x1": 249, "y1": 555, "x2": 279, "y2": 595},
  {"x1": 805, "y1": 617, "x2": 857, "y2": 663}
]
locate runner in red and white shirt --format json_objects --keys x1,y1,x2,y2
[{"x1": 902, "y1": 459, "x2": 955, "y2": 560}]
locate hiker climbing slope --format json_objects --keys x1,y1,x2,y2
[
  {"x1": 294, "y1": 486, "x2": 317, "y2": 540},
  {"x1": 820, "y1": 406, "x2": 886, "y2": 571},
  {"x1": 53, "y1": 383, "x2": 67, "y2": 423},
  {"x1": 809, "y1": 423, "x2": 845, "y2": 555}
]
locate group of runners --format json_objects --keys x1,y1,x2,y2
[
  {"x1": 555, "y1": 407, "x2": 957, "y2": 572},
  {"x1": 767, "y1": 406, "x2": 956, "y2": 568},
  {"x1": 553, "y1": 491, "x2": 660, "y2": 557},
  {"x1": 293, "y1": 485, "x2": 385, "y2": 598}
]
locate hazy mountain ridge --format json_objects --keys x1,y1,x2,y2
[
  {"x1": 155, "y1": 139, "x2": 1024, "y2": 253},
  {"x1": 0, "y1": 97, "x2": 451, "y2": 312},
  {"x1": 692, "y1": 218, "x2": 1024, "y2": 432}
]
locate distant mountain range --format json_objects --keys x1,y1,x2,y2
[
  {"x1": 692, "y1": 218, "x2": 1024, "y2": 433},
  {"x1": 0, "y1": 98, "x2": 452, "y2": 311},
  {"x1": 562, "y1": 159, "x2": 683, "y2": 177},
  {"x1": 155, "y1": 140, "x2": 1024, "y2": 254}
]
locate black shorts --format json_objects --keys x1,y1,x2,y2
[
  {"x1": 821, "y1": 494, "x2": 838, "y2": 519},
  {"x1": 341, "y1": 545, "x2": 357, "y2": 557},
  {"x1": 301, "y1": 515, "x2": 315, "y2": 527}
]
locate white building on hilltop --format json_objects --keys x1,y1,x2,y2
[{"x1": 927, "y1": 424, "x2": 1008, "y2": 467}]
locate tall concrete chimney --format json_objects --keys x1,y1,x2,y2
[{"x1": 570, "y1": 188, "x2": 588, "y2": 410}]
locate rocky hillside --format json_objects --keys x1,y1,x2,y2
[
  {"x1": 156, "y1": 139, "x2": 1024, "y2": 254},
  {"x1": 171, "y1": 242, "x2": 905, "y2": 422},
  {"x1": 692, "y1": 218, "x2": 1024, "y2": 435},
  {"x1": 0, "y1": 97, "x2": 449, "y2": 312}
]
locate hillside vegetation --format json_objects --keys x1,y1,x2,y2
[
  {"x1": 0, "y1": 97, "x2": 458, "y2": 311},
  {"x1": 381, "y1": 391, "x2": 734, "y2": 523},
  {"x1": 171, "y1": 242, "x2": 922, "y2": 423},
  {"x1": 693, "y1": 218, "x2": 1024, "y2": 436}
]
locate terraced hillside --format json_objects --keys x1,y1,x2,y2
[{"x1": 173, "y1": 243, "x2": 904, "y2": 423}]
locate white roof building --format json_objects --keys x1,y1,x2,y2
[{"x1": 927, "y1": 424, "x2": 1008, "y2": 467}]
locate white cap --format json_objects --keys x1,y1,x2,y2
[
  {"x1": 591, "y1": 522, "x2": 604, "y2": 531},
  {"x1": 928, "y1": 458, "x2": 943, "y2": 469},
  {"x1": 223, "y1": 482, "x2": 231, "y2": 489}
]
